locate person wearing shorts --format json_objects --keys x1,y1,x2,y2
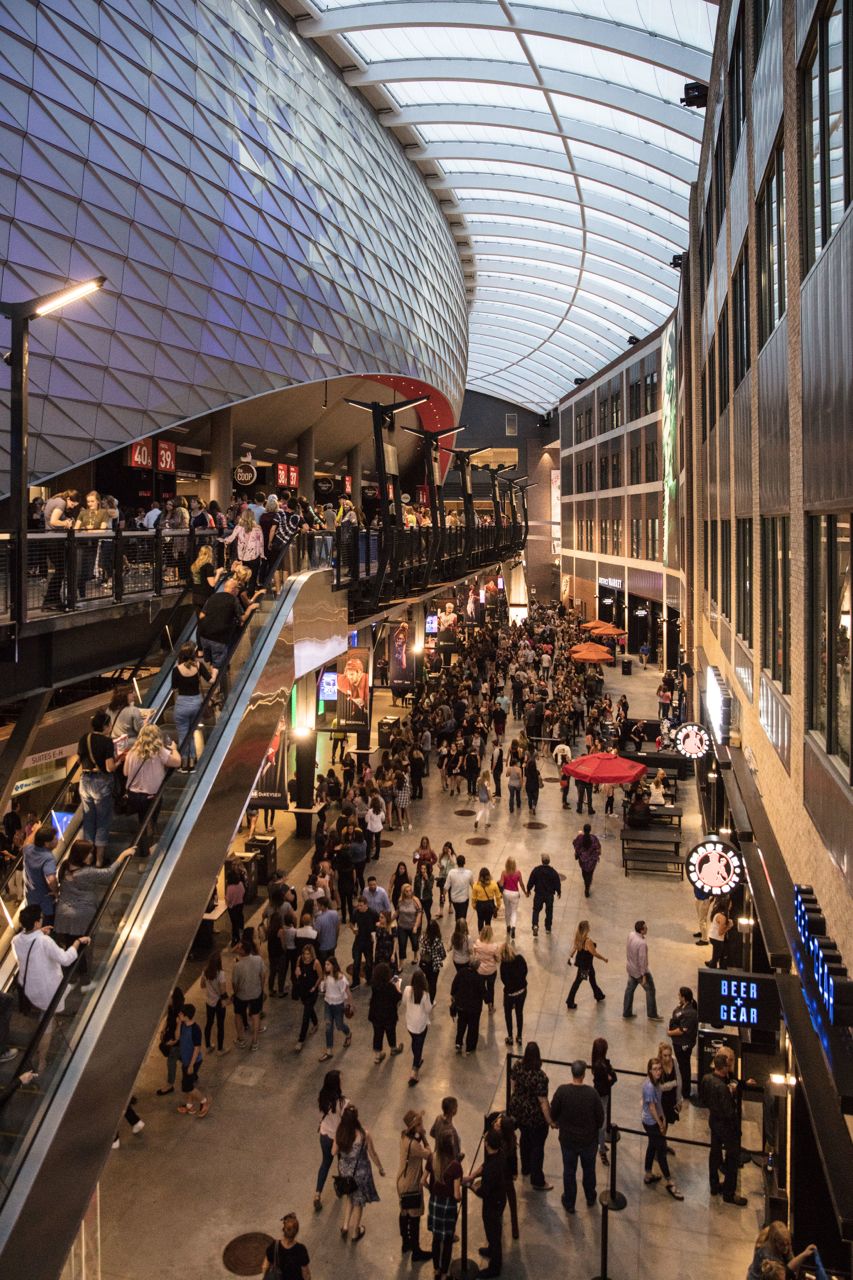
[
  {"x1": 232, "y1": 933, "x2": 266, "y2": 1050},
  {"x1": 178, "y1": 1004, "x2": 210, "y2": 1117}
]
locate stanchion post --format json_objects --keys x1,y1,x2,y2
[
  {"x1": 592, "y1": 1203, "x2": 610, "y2": 1280},
  {"x1": 592, "y1": 1124, "x2": 627, "y2": 1280},
  {"x1": 449, "y1": 1182, "x2": 477, "y2": 1278},
  {"x1": 505, "y1": 1052, "x2": 512, "y2": 1111}
]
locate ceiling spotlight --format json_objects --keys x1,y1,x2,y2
[
  {"x1": 671, "y1": 254, "x2": 683, "y2": 269},
  {"x1": 627, "y1": 336, "x2": 639, "y2": 346},
  {"x1": 681, "y1": 82, "x2": 708, "y2": 109},
  {"x1": 573, "y1": 377, "x2": 586, "y2": 386}
]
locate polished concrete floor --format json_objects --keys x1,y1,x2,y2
[{"x1": 99, "y1": 659, "x2": 762, "y2": 1279}]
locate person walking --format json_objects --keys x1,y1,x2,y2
[
  {"x1": 566, "y1": 920, "x2": 607, "y2": 1008},
  {"x1": 524, "y1": 755, "x2": 541, "y2": 815},
  {"x1": 497, "y1": 858, "x2": 528, "y2": 938},
  {"x1": 314, "y1": 1070, "x2": 347, "y2": 1212},
  {"x1": 641, "y1": 1058, "x2": 683, "y2": 1199},
  {"x1": 590, "y1": 1038, "x2": 616, "y2": 1165},
  {"x1": 506, "y1": 758, "x2": 522, "y2": 814},
  {"x1": 508, "y1": 1041, "x2": 553, "y2": 1191},
  {"x1": 177, "y1": 1002, "x2": 210, "y2": 1117},
  {"x1": 402, "y1": 968, "x2": 432, "y2": 1086},
  {"x1": 435, "y1": 843, "x2": 454, "y2": 917},
  {"x1": 261, "y1": 1213, "x2": 311, "y2": 1280},
  {"x1": 232, "y1": 929, "x2": 266, "y2": 1051},
  {"x1": 293, "y1": 943, "x2": 323, "y2": 1052},
  {"x1": 700, "y1": 1051, "x2": 747, "y2": 1205},
  {"x1": 333, "y1": 1104, "x2": 384, "y2": 1243},
  {"x1": 318, "y1": 956, "x2": 352, "y2": 1062},
  {"x1": 473, "y1": 924, "x2": 501, "y2": 1013},
  {"x1": 622, "y1": 920, "x2": 661, "y2": 1020},
  {"x1": 572, "y1": 825, "x2": 602, "y2": 898},
  {"x1": 418, "y1": 919, "x2": 446, "y2": 1002},
  {"x1": 446, "y1": 855, "x2": 475, "y2": 921},
  {"x1": 526, "y1": 853, "x2": 561, "y2": 937},
  {"x1": 368, "y1": 961, "x2": 403, "y2": 1063},
  {"x1": 200, "y1": 950, "x2": 229, "y2": 1054},
  {"x1": 549, "y1": 1059, "x2": 603, "y2": 1215},
  {"x1": 668, "y1": 986, "x2": 698, "y2": 1100},
  {"x1": 396, "y1": 883, "x2": 423, "y2": 964},
  {"x1": 156, "y1": 985, "x2": 186, "y2": 1096},
  {"x1": 397, "y1": 1109, "x2": 432, "y2": 1260},
  {"x1": 349, "y1": 895, "x2": 378, "y2": 989},
  {"x1": 472, "y1": 867, "x2": 502, "y2": 932},
  {"x1": 426, "y1": 1128, "x2": 463, "y2": 1280},
  {"x1": 473, "y1": 771, "x2": 493, "y2": 830},
  {"x1": 499, "y1": 939, "x2": 527, "y2": 1046},
  {"x1": 574, "y1": 777, "x2": 595, "y2": 816},
  {"x1": 450, "y1": 960, "x2": 484, "y2": 1055},
  {"x1": 490, "y1": 740, "x2": 504, "y2": 800}
]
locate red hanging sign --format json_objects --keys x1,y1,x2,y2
[
  {"x1": 288, "y1": 465, "x2": 299, "y2": 489},
  {"x1": 276, "y1": 463, "x2": 289, "y2": 488},
  {"x1": 157, "y1": 439, "x2": 176, "y2": 473},
  {"x1": 128, "y1": 438, "x2": 153, "y2": 469},
  {"x1": 344, "y1": 474, "x2": 352, "y2": 495}
]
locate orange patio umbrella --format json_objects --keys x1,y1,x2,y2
[
  {"x1": 592, "y1": 623, "x2": 627, "y2": 637},
  {"x1": 570, "y1": 641, "x2": 615, "y2": 664},
  {"x1": 581, "y1": 620, "x2": 607, "y2": 631}
]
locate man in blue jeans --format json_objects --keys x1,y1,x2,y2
[
  {"x1": 622, "y1": 920, "x2": 662, "y2": 1020},
  {"x1": 549, "y1": 1060, "x2": 604, "y2": 1213}
]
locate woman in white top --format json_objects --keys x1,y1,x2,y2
[
  {"x1": 13, "y1": 903, "x2": 90, "y2": 1072},
  {"x1": 365, "y1": 796, "x2": 386, "y2": 861},
  {"x1": 649, "y1": 770, "x2": 668, "y2": 806},
  {"x1": 318, "y1": 956, "x2": 351, "y2": 1062},
  {"x1": 315, "y1": 1069, "x2": 348, "y2": 1211},
  {"x1": 402, "y1": 968, "x2": 432, "y2": 1086}
]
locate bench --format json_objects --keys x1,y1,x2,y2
[{"x1": 620, "y1": 827, "x2": 683, "y2": 879}]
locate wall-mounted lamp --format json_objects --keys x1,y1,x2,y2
[
  {"x1": 707, "y1": 769, "x2": 719, "y2": 783},
  {"x1": 737, "y1": 916, "x2": 755, "y2": 935},
  {"x1": 767, "y1": 1073, "x2": 797, "y2": 1096},
  {"x1": 292, "y1": 725, "x2": 311, "y2": 740}
]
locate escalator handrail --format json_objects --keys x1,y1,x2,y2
[{"x1": 3, "y1": 537, "x2": 302, "y2": 1100}]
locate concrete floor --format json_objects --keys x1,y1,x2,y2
[{"x1": 99, "y1": 658, "x2": 762, "y2": 1280}]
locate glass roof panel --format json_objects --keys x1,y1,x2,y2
[{"x1": 295, "y1": 1, "x2": 718, "y2": 410}]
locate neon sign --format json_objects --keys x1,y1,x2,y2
[{"x1": 794, "y1": 885, "x2": 853, "y2": 1028}]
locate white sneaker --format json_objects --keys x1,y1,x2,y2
[
  {"x1": 111, "y1": 1137, "x2": 120, "y2": 1150},
  {"x1": 0, "y1": 1048, "x2": 18, "y2": 1063},
  {"x1": 80, "y1": 981, "x2": 97, "y2": 993},
  {"x1": 132, "y1": 1120, "x2": 145, "y2": 1135}
]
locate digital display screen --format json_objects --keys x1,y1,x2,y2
[
  {"x1": 697, "y1": 969, "x2": 780, "y2": 1031},
  {"x1": 50, "y1": 810, "x2": 75, "y2": 840},
  {"x1": 425, "y1": 614, "x2": 438, "y2": 635},
  {"x1": 319, "y1": 672, "x2": 338, "y2": 701}
]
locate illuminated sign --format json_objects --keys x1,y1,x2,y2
[
  {"x1": 276, "y1": 463, "x2": 288, "y2": 488},
  {"x1": 425, "y1": 614, "x2": 439, "y2": 635},
  {"x1": 156, "y1": 439, "x2": 176, "y2": 473},
  {"x1": 288, "y1": 465, "x2": 299, "y2": 489},
  {"x1": 344, "y1": 474, "x2": 352, "y2": 495},
  {"x1": 233, "y1": 462, "x2": 257, "y2": 487},
  {"x1": 697, "y1": 970, "x2": 780, "y2": 1030},
  {"x1": 128, "y1": 438, "x2": 153, "y2": 469},
  {"x1": 598, "y1": 575, "x2": 622, "y2": 590},
  {"x1": 704, "y1": 665, "x2": 731, "y2": 744},
  {"x1": 319, "y1": 671, "x2": 338, "y2": 701},
  {"x1": 794, "y1": 885, "x2": 853, "y2": 1028},
  {"x1": 686, "y1": 835, "x2": 743, "y2": 896},
  {"x1": 674, "y1": 722, "x2": 712, "y2": 760}
]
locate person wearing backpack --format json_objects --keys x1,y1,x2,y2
[{"x1": 261, "y1": 1212, "x2": 310, "y2": 1279}]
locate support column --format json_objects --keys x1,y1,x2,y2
[
  {"x1": 347, "y1": 442, "x2": 363, "y2": 509},
  {"x1": 291, "y1": 674, "x2": 317, "y2": 839},
  {"x1": 297, "y1": 426, "x2": 315, "y2": 500},
  {"x1": 209, "y1": 408, "x2": 233, "y2": 508}
]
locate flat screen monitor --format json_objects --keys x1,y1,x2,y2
[
  {"x1": 425, "y1": 614, "x2": 439, "y2": 635},
  {"x1": 319, "y1": 671, "x2": 338, "y2": 701}
]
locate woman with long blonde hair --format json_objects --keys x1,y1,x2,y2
[
  {"x1": 498, "y1": 856, "x2": 528, "y2": 939},
  {"x1": 565, "y1": 919, "x2": 607, "y2": 1009},
  {"x1": 472, "y1": 923, "x2": 501, "y2": 1012},
  {"x1": 123, "y1": 723, "x2": 181, "y2": 856},
  {"x1": 219, "y1": 508, "x2": 265, "y2": 590},
  {"x1": 190, "y1": 543, "x2": 224, "y2": 609}
]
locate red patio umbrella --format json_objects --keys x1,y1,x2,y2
[
  {"x1": 565, "y1": 753, "x2": 648, "y2": 785},
  {"x1": 569, "y1": 642, "x2": 615, "y2": 663}
]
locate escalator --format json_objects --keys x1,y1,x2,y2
[{"x1": 0, "y1": 560, "x2": 345, "y2": 1279}]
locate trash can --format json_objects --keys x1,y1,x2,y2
[
  {"x1": 621, "y1": 658, "x2": 633, "y2": 676},
  {"x1": 244, "y1": 834, "x2": 277, "y2": 886},
  {"x1": 378, "y1": 715, "x2": 400, "y2": 749}
]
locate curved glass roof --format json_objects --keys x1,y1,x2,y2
[{"x1": 291, "y1": 1, "x2": 717, "y2": 410}]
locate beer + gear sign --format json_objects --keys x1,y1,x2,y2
[{"x1": 698, "y1": 970, "x2": 780, "y2": 1030}]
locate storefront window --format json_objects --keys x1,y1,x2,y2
[{"x1": 831, "y1": 516, "x2": 851, "y2": 767}]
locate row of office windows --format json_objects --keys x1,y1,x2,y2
[
  {"x1": 704, "y1": 515, "x2": 789, "y2": 692},
  {"x1": 570, "y1": 514, "x2": 659, "y2": 563},
  {"x1": 570, "y1": 440, "x2": 659, "y2": 494}
]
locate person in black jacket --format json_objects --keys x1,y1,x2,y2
[
  {"x1": 450, "y1": 961, "x2": 483, "y2": 1055},
  {"x1": 368, "y1": 962, "x2": 403, "y2": 1064},
  {"x1": 468, "y1": 1131, "x2": 507, "y2": 1278},
  {"x1": 526, "y1": 853, "x2": 561, "y2": 936},
  {"x1": 668, "y1": 986, "x2": 699, "y2": 1100},
  {"x1": 499, "y1": 941, "x2": 528, "y2": 1046},
  {"x1": 699, "y1": 1052, "x2": 746, "y2": 1205}
]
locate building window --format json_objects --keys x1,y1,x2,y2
[
  {"x1": 630, "y1": 518, "x2": 642, "y2": 559},
  {"x1": 585, "y1": 408, "x2": 593, "y2": 440},
  {"x1": 599, "y1": 454, "x2": 610, "y2": 490},
  {"x1": 576, "y1": 463, "x2": 584, "y2": 494},
  {"x1": 730, "y1": 14, "x2": 746, "y2": 160},
  {"x1": 804, "y1": 0, "x2": 849, "y2": 269},
  {"x1": 644, "y1": 369, "x2": 659, "y2": 415},
  {"x1": 645, "y1": 440, "x2": 659, "y2": 483},
  {"x1": 505, "y1": 413, "x2": 518, "y2": 437},
  {"x1": 736, "y1": 518, "x2": 754, "y2": 646},
  {"x1": 629, "y1": 443, "x2": 641, "y2": 485},
  {"x1": 718, "y1": 305, "x2": 730, "y2": 413},
  {"x1": 561, "y1": 455, "x2": 573, "y2": 497},
  {"x1": 713, "y1": 120, "x2": 727, "y2": 232},
  {"x1": 599, "y1": 398, "x2": 609, "y2": 433},
  {"x1": 710, "y1": 519, "x2": 719, "y2": 603},
  {"x1": 704, "y1": 188, "x2": 714, "y2": 285},
  {"x1": 627, "y1": 377, "x2": 641, "y2": 420},
  {"x1": 585, "y1": 460, "x2": 593, "y2": 491},
  {"x1": 732, "y1": 247, "x2": 751, "y2": 387},
  {"x1": 585, "y1": 518, "x2": 594, "y2": 551},
  {"x1": 612, "y1": 517, "x2": 622, "y2": 554},
  {"x1": 575, "y1": 413, "x2": 584, "y2": 443},
  {"x1": 707, "y1": 340, "x2": 717, "y2": 429},
  {"x1": 700, "y1": 368, "x2": 707, "y2": 442},
  {"x1": 611, "y1": 451, "x2": 621, "y2": 488},
  {"x1": 610, "y1": 392, "x2": 622, "y2": 430},
  {"x1": 754, "y1": 0, "x2": 771, "y2": 62},
  {"x1": 761, "y1": 516, "x2": 791, "y2": 692},
  {"x1": 720, "y1": 519, "x2": 732, "y2": 618},
  {"x1": 646, "y1": 517, "x2": 659, "y2": 561},
  {"x1": 703, "y1": 520, "x2": 709, "y2": 591},
  {"x1": 600, "y1": 520, "x2": 609, "y2": 555},
  {"x1": 757, "y1": 144, "x2": 786, "y2": 346},
  {"x1": 809, "y1": 513, "x2": 851, "y2": 770}
]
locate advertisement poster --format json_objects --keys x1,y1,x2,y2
[
  {"x1": 389, "y1": 621, "x2": 414, "y2": 693},
  {"x1": 336, "y1": 647, "x2": 371, "y2": 730},
  {"x1": 661, "y1": 316, "x2": 679, "y2": 568},
  {"x1": 251, "y1": 718, "x2": 289, "y2": 810}
]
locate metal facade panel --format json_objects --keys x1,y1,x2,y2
[
  {"x1": 796, "y1": 0, "x2": 820, "y2": 61},
  {"x1": 728, "y1": 139, "x2": 749, "y2": 258},
  {"x1": 752, "y1": 0, "x2": 784, "y2": 193},
  {"x1": 801, "y1": 206, "x2": 853, "y2": 509},
  {"x1": 732, "y1": 372, "x2": 753, "y2": 516},
  {"x1": 757, "y1": 316, "x2": 790, "y2": 512},
  {"x1": 0, "y1": 0, "x2": 467, "y2": 495},
  {"x1": 718, "y1": 405, "x2": 730, "y2": 510}
]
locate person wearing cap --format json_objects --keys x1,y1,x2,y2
[
  {"x1": 549, "y1": 1059, "x2": 604, "y2": 1215},
  {"x1": 397, "y1": 1109, "x2": 432, "y2": 1260}
]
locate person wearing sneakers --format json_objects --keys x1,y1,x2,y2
[
  {"x1": 497, "y1": 858, "x2": 528, "y2": 938},
  {"x1": 177, "y1": 1004, "x2": 210, "y2": 1118},
  {"x1": 640, "y1": 1058, "x2": 683, "y2": 1200},
  {"x1": 622, "y1": 920, "x2": 661, "y2": 1021},
  {"x1": 526, "y1": 853, "x2": 561, "y2": 936},
  {"x1": 232, "y1": 929, "x2": 266, "y2": 1051},
  {"x1": 473, "y1": 770, "x2": 493, "y2": 830},
  {"x1": 318, "y1": 956, "x2": 352, "y2": 1062}
]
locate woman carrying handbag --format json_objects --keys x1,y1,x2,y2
[{"x1": 397, "y1": 1109, "x2": 432, "y2": 1260}]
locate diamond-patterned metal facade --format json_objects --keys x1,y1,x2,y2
[{"x1": 0, "y1": 0, "x2": 468, "y2": 492}]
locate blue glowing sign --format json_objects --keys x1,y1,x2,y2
[
  {"x1": 794, "y1": 885, "x2": 853, "y2": 1028},
  {"x1": 697, "y1": 969, "x2": 780, "y2": 1030},
  {"x1": 319, "y1": 672, "x2": 338, "y2": 701}
]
